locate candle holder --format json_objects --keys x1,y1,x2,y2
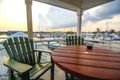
[{"x1": 86, "y1": 42, "x2": 93, "y2": 50}]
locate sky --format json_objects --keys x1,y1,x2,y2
[{"x1": 0, "y1": 0, "x2": 120, "y2": 32}]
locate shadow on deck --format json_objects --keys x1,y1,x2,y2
[
  {"x1": 0, "y1": 65, "x2": 65, "y2": 80},
  {"x1": 41, "y1": 65, "x2": 65, "y2": 80}
]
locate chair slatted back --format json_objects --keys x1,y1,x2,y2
[
  {"x1": 3, "y1": 37, "x2": 35, "y2": 65},
  {"x1": 66, "y1": 36, "x2": 84, "y2": 45}
]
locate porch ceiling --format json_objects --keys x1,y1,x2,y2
[{"x1": 34, "y1": 0, "x2": 114, "y2": 11}]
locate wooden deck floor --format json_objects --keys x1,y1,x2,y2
[
  {"x1": 41, "y1": 65, "x2": 65, "y2": 80},
  {"x1": 0, "y1": 65, "x2": 65, "y2": 80}
]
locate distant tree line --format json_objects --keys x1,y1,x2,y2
[{"x1": 94, "y1": 28, "x2": 116, "y2": 34}]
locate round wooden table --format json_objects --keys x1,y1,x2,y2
[{"x1": 52, "y1": 45, "x2": 120, "y2": 80}]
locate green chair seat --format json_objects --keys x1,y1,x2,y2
[
  {"x1": 30, "y1": 63, "x2": 52, "y2": 80},
  {"x1": 3, "y1": 37, "x2": 54, "y2": 80}
]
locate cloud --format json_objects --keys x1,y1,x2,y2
[
  {"x1": 0, "y1": 0, "x2": 4, "y2": 13},
  {"x1": 0, "y1": 0, "x2": 3, "y2": 3},
  {"x1": 38, "y1": 14, "x2": 52, "y2": 30},
  {"x1": 38, "y1": 0, "x2": 120, "y2": 29},
  {"x1": 82, "y1": 14, "x2": 120, "y2": 32},
  {"x1": 47, "y1": 6, "x2": 77, "y2": 29},
  {"x1": 83, "y1": 0, "x2": 120, "y2": 25}
]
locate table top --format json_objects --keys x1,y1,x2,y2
[{"x1": 52, "y1": 45, "x2": 120, "y2": 80}]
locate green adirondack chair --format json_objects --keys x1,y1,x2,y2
[
  {"x1": 66, "y1": 36, "x2": 84, "y2": 45},
  {"x1": 66, "y1": 35, "x2": 84, "y2": 80},
  {"x1": 3, "y1": 37, "x2": 54, "y2": 80}
]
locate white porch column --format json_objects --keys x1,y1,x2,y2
[
  {"x1": 25, "y1": 0, "x2": 33, "y2": 39},
  {"x1": 77, "y1": 9, "x2": 83, "y2": 36}
]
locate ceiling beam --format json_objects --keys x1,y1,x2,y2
[
  {"x1": 34, "y1": 0, "x2": 114, "y2": 12},
  {"x1": 34, "y1": 0, "x2": 79, "y2": 11},
  {"x1": 81, "y1": 0, "x2": 114, "y2": 10}
]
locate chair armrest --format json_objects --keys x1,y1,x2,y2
[
  {"x1": 3, "y1": 57, "x2": 32, "y2": 74},
  {"x1": 34, "y1": 49, "x2": 53, "y2": 54}
]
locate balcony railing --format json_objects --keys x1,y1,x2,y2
[
  {"x1": 0, "y1": 45, "x2": 8, "y2": 80},
  {"x1": 0, "y1": 38, "x2": 120, "y2": 79}
]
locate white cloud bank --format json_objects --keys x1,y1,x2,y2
[{"x1": 37, "y1": 0, "x2": 120, "y2": 32}]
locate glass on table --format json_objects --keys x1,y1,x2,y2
[{"x1": 86, "y1": 42, "x2": 93, "y2": 50}]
